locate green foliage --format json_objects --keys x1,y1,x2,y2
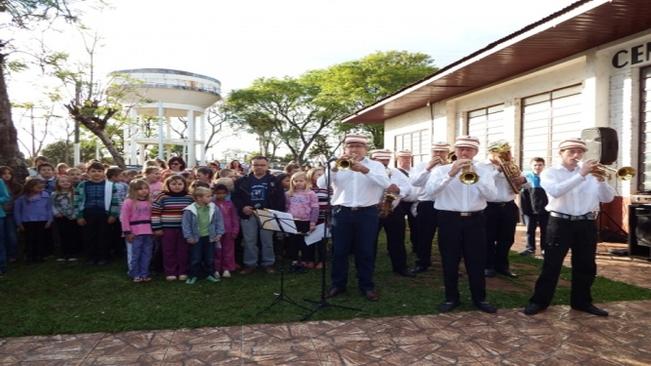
[
  {"x1": 226, "y1": 51, "x2": 436, "y2": 157},
  {"x1": 0, "y1": 239, "x2": 649, "y2": 337},
  {"x1": 40, "y1": 138, "x2": 98, "y2": 165}
]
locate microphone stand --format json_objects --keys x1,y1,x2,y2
[{"x1": 302, "y1": 157, "x2": 361, "y2": 321}]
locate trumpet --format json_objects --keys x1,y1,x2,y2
[
  {"x1": 336, "y1": 158, "x2": 352, "y2": 170},
  {"x1": 460, "y1": 163, "x2": 480, "y2": 185},
  {"x1": 574, "y1": 159, "x2": 636, "y2": 180}
]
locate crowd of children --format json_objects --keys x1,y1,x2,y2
[{"x1": 0, "y1": 156, "x2": 331, "y2": 282}]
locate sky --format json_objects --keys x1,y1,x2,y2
[{"x1": 8, "y1": 0, "x2": 579, "y2": 159}]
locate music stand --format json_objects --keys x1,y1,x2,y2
[
  {"x1": 254, "y1": 209, "x2": 310, "y2": 316},
  {"x1": 302, "y1": 160, "x2": 361, "y2": 321}
]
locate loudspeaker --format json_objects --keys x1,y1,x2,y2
[
  {"x1": 581, "y1": 127, "x2": 618, "y2": 165},
  {"x1": 628, "y1": 204, "x2": 651, "y2": 258}
]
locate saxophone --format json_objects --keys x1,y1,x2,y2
[{"x1": 379, "y1": 168, "x2": 399, "y2": 219}]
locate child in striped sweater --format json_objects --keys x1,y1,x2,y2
[{"x1": 152, "y1": 175, "x2": 194, "y2": 281}]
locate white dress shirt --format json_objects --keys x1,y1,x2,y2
[
  {"x1": 317, "y1": 157, "x2": 390, "y2": 207},
  {"x1": 479, "y1": 160, "x2": 518, "y2": 203},
  {"x1": 410, "y1": 161, "x2": 439, "y2": 201},
  {"x1": 388, "y1": 167, "x2": 413, "y2": 201},
  {"x1": 541, "y1": 164, "x2": 615, "y2": 216},
  {"x1": 426, "y1": 162, "x2": 498, "y2": 212}
]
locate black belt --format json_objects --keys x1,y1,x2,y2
[
  {"x1": 335, "y1": 205, "x2": 376, "y2": 212},
  {"x1": 440, "y1": 210, "x2": 484, "y2": 217},
  {"x1": 549, "y1": 212, "x2": 596, "y2": 221},
  {"x1": 130, "y1": 220, "x2": 152, "y2": 225},
  {"x1": 487, "y1": 200, "x2": 514, "y2": 207}
]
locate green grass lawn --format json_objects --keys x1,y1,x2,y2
[{"x1": 1, "y1": 237, "x2": 651, "y2": 337}]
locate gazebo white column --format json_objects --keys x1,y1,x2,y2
[
  {"x1": 199, "y1": 112, "x2": 206, "y2": 163},
  {"x1": 157, "y1": 102, "x2": 165, "y2": 160},
  {"x1": 187, "y1": 109, "x2": 195, "y2": 166},
  {"x1": 129, "y1": 108, "x2": 138, "y2": 165}
]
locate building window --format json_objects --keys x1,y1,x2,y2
[
  {"x1": 467, "y1": 104, "x2": 505, "y2": 160},
  {"x1": 639, "y1": 67, "x2": 651, "y2": 192},
  {"x1": 394, "y1": 129, "x2": 429, "y2": 164},
  {"x1": 521, "y1": 84, "x2": 583, "y2": 167}
]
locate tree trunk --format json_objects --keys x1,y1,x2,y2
[
  {"x1": 0, "y1": 51, "x2": 29, "y2": 182},
  {"x1": 94, "y1": 128, "x2": 126, "y2": 168}
]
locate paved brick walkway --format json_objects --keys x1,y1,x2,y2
[
  {"x1": 3, "y1": 226, "x2": 651, "y2": 365},
  {"x1": 2, "y1": 299, "x2": 651, "y2": 365}
]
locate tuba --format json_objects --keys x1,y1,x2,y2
[{"x1": 491, "y1": 142, "x2": 521, "y2": 194}]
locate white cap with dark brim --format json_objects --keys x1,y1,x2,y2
[
  {"x1": 344, "y1": 134, "x2": 368, "y2": 145},
  {"x1": 558, "y1": 138, "x2": 587, "y2": 151},
  {"x1": 454, "y1": 135, "x2": 480, "y2": 150},
  {"x1": 431, "y1": 142, "x2": 451, "y2": 152},
  {"x1": 370, "y1": 149, "x2": 393, "y2": 160}
]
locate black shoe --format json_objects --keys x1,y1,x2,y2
[
  {"x1": 437, "y1": 300, "x2": 460, "y2": 313},
  {"x1": 475, "y1": 301, "x2": 497, "y2": 314},
  {"x1": 497, "y1": 270, "x2": 518, "y2": 278},
  {"x1": 326, "y1": 287, "x2": 346, "y2": 298},
  {"x1": 523, "y1": 302, "x2": 546, "y2": 315},
  {"x1": 409, "y1": 265, "x2": 428, "y2": 274},
  {"x1": 484, "y1": 269, "x2": 496, "y2": 278},
  {"x1": 396, "y1": 269, "x2": 416, "y2": 278},
  {"x1": 519, "y1": 249, "x2": 534, "y2": 256},
  {"x1": 572, "y1": 304, "x2": 609, "y2": 317}
]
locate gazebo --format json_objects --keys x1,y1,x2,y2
[{"x1": 112, "y1": 68, "x2": 222, "y2": 166}]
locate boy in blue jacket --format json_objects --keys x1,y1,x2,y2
[{"x1": 182, "y1": 187, "x2": 224, "y2": 284}]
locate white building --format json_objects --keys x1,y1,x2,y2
[{"x1": 343, "y1": 0, "x2": 651, "y2": 234}]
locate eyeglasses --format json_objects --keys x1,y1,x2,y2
[{"x1": 170, "y1": 162, "x2": 181, "y2": 166}]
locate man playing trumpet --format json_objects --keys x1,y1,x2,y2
[
  {"x1": 408, "y1": 142, "x2": 451, "y2": 274},
  {"x1": 317, "y1": 134, "x2": 390, "y2": 301},
  {"x1": 426, "y1": 136, "x2": 499, "y2": 313},
  {"x1": 524, "y1": 138, "x2": 615, "y2": 317}
]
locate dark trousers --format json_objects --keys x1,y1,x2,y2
[
  {"x1": 530, "y1": 217, "x2": 598, "y2": 308},
  {"x1": 414, "y1": 201, "x2": 437, "y2": 268},
  {"x1": 189, "y1": 236, "x2": 215, "y2": 278},
  {"x1": 485, "y1": 201, "x2": 519, "y2": 272},
  {"x1": 286, "y1": 220, "x2": 315, "y2": 262},
  {"x1": 55, "y1": 217, "x2": 80, "y2": 259},
  {"x1": 437, "y1": 210, "x2": 487, "y2": 304},
  {"x1": 331, "y1": 206, "x2": 379, "y2": 292},
  {"x1": 24, "y1": 221, "x2": 48, "y2": 262},
  {"x1": 523, "y1": 213, "x2": 549, "y2": 252},
  {"x1": 83, "y1": 211, "x2": 110, "y2": 263},
  {"x1": 377, "y1": 204, "x2": 407, "y2": 273},
  {"x1": 398, "y1": 201, "x2": 417, "y2": 252}
]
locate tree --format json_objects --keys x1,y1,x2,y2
[
  {"x1": 59, "y1": 31, "x2": 129, "y2": 168},
  {"x1": 226, "y1": 76, "x2": 349, "y2": 164},
  {"x1": 41, "y1": 138, "x2": 96, "y2": 165},
  {"x1": 319, "y1": 51, "x2": 436, "y2": 147},
  {"x1": 1, "y1": 0, "x2": 78, "y2": 181}
]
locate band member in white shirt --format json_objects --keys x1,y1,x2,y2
[
  {"x1": 409, "y1": 142, "x2": 451, "y2": 274},
  {"x1": 317, "y1": 134, "x2": 390, "y2": 301},
  {"x1": 524, "y1": 138, "x2": 615, "y2": 317},
  {"x1": 371, "y1": 149, "x2": 414, "y2": 277},
  {"x1": 395, "y1": 150, "x2": 419, "y2": 255},
  {"x1": 426, "y1": 135, "x2": 499, "y2": 313},
  {"x1": 482, "y1": 140, "x2": 526, "y2": 278}
]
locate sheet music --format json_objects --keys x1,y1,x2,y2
[
  {"x1": 255, "y1": 209, "x2": 298, "y2": 234},
  {"x1": 304, "y1": 223, "x2": 330, "y2": 245}
]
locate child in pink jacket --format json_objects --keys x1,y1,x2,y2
[
  {"x1": 120, "y1": 179, "x2": 154, "y2": 282},
  {"x1": 213, "y1": 184, "x2": 239, "y2": 278}
]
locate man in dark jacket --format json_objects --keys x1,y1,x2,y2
[
  {"x1": 232, "y1": 156, "x2": 286, "y2": 274},
  {"x1": 519, "y1": 157, "x2": 549, "y2": 256}
]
